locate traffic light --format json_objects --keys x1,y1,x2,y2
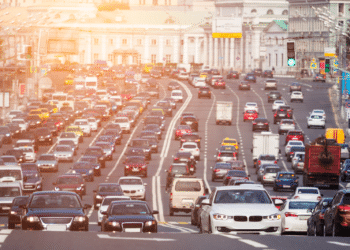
[
  {"x1": 287, "y1": 42, "x2": 296, "y2": 67},
  {"x1": 25, "y1": 46, "x2": 32, "y2": 59},
  {"x1": 325, "y1": 59, "x2": 330, "y2": 73}
]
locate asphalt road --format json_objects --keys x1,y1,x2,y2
[{"x1": 0, "y1": 75, "x2": 350, "y2": 249}]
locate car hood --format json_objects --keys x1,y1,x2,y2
[
  {"x1": 108, "y1": 214, "x2": 154, "y2": 222},
  {"x1": 26, "y1": 208, "x2": 84, "y2": 217},
  {"x1": 211, "y1": 204, "x2": 278, "y2": 216},
  {"x1": 24, "y1": 177, "x2": 41, "y2": 184}
]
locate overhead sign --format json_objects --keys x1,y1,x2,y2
[
  {"x1": 324, "y1": 47, "x2": 336, "y2": 57},
  {"x1": 212, "y1": 17, "x2": 242, "y2": 38}
]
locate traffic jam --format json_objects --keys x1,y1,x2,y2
[{"x1": 0, "y1": 64, "x2": 349, "y2": 238}]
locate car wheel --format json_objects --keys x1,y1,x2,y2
[
  {"x1": 169, "y1": 208, "x2": 174, "y2": 216},
  {"x1": 307, "y1": 125, "x2": 310, "y2": 129}
]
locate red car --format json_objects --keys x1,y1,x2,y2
[
  {"x1": 123, "y1": 156, "x2": 148, "y2": 177},
  {"x1": 214, "y1": 80, "x2": 226, "y2": 89},
  {"x1": 285, "y1": 130, "x2": 305, "y2": 144},
  {"x1": 243, "y1": 110, "x2": 258, "y2": 122},
  {"x1": 175, "y1": 125, "x2": 192, "y2": 140}
]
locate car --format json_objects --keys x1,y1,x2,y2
[
  {"x1": 262, "y1": 70, "x2": 273, "y2": 78},
  {"x1": 285, "y1": 140, "x2": 304, "y2": 156},
  {"x1": 255, "y1": 154, "x2": 278, "y2": 169},
  {"x1": 97, "y1": 196, "x2": 131, "y2": 225},
  {"x1": 278, "y1": 119, "x2": 295, "y2": 135},
  {"x1": 310, "y1": 109, "x2": 326, "y2": 121},
  {"x1": 226, "y1": 70, "x2": 239, "y2": 79},
  {"x1": 155, "y1": 101, "x2": 172, "y2": 117},
  {"x1": 93, "y1": 183, "x2": 124, "y2": 209},
  {"x1": 264, "y1": 78, "x2": 277, "y2": 90},
  {"x1": 199, "y1": 185, "x2": 282, "y2": 235},
  {"x1": 238, "y1": 81, "x2": 251, "y2": 90},
  {"x1": 36, "y1": 154, "x2": 58, "y2": 172},
  {"x1": 53, "y1": 174, "x2": 86, "y2": 198},
  {"x1": 193, "y1": 77, "x2": 207, "y2": 88},
  {"x1": 100, "y1": 200, "x2": 158, "y2": 232},
  {"x1": 123, "y1": 156, "x2": 148, "y2": 177},
  {"x1": 341, "y1": 163, "x2": 350, "y2": 182},
  {"x1": 211, "y1": 162, "x2": 233, "y2": 181},
  {"x1": 273, "y1": 172, "x2": 298, "y2": 191},
  {"x1": 6, "y1": 123, "x2": 21, "y2": 138},
  {"x1": 174, "y1": 125, "x2": 191, "y2": 140},
  {"x1": 21, "y1": 163, "x2": 43, "y2": 192},
  {"x1": 191, "y1": 195, "x2": 209, "y2": 226},
  {"x1": 244, "y1": 73, "x2": 256, "y2": 82},
  {"x1": 180, "y1": 133, "x2": 201, "y2": 148},
  {"x1": 84, "y1": 146, "x2": 107, "y2": 168},
  {"x1": 243, "y1": 110, "x2": 258, "y2": 122},
  {"x1": 323, "y1": 189, "x2": 350, "y2": 236},
  {"x1": 244, "y1": 102, "x2": 258, "y2": 112},
  {"x1": 273, "y1": 109, "x2": 291, "y2": 124},
  {"x1": 287, "y1": 146, "x2": 305, "y2": 162},
  {"x1": 8, "y1": 196, "x2": 29, "y2": 229},
  {"x1": 292, "y1": 153, "x2": 305, "y2": 173},
  {"x1": 260, "y1": 166, "x2": 281, "y2": 185},
  {"x1": 290, "y1": 91, "x2": 304, "y2": 103},
  {"x1": 292, "y1": 187, "x2": 322, "y2": 201},
  {"x1": 267, "y1": 91, "x2": 282, "y2": 103},
  {"x1": 163, "y1": 97, "x2": 176, "y2": 109},
  {"x1": 228, "y1": 179, "x2": 255, "y2": 186},
  {"x1": 57, "y1": 140, "x2": 78, "y2": 155},
  {"x1": 103, "y1": 129, "x2": 122, "y2": 145},
  {"x1": 313, "y1": 73, "x2": 326, "y2": 82},
  {"x1": 280, "y1": 199, "x2": 318, "y2": 234},
  {"x1": 252, "y1": 118, "x2": 269, "y2": 132},
  {"x1": 172, "y1": 151, "x2": 197, "y2": 172},
  {"x1": 171, "y1": 90, "x2": 183, "y2": 102},
  {"x1": 198, "y1": 87, "x2": 211, "y2": 99},
  {"x1": 272, "y1": 100, "x2": 285, "y2": 112},
  {"x1": 306, "y1": 198, "x2": 332, "y2": 236},
  {"x1": 128, "y1": 139, "x2": 152, "y2": 160},
  {"x1": 113, "y1": 116, "x2": 131, "y2": 134},
  {"x1": 5, "y1": 148, "x2": 25, "y2": 163},
  {"x1": 168, "y1": 81, "x2": 180, "y2": 91},
  {"x1": 253, "y1": 68, "x2": 262, "y2": 77},
  {"x1": 223, "y1": 170, "x2": 249, "y2": 185},
  {"x1": 213, "y1": 79, "x2": 226, "y2": 89},
  {"x1": 215, "y1": 146, "x2": 238, "y2": 162},
  {"x1": 179, "y1": 142, "x2": 200, "y2": 161},
  {"x1": 21, "y1": 191, "x2": 91, "y2": 231},
  {"x1": 221, "y1": 137, "x2": 239, "y2": 150},
  {"x1": 180, "y1": 115, "x2": 198, "y2": 132},
  {"x1": 290, "y1": 82, "x2": 302, "y2": 92},
  {"x1": 53, "y1": 145, "x2": 74, "y2": 162},
  {"x1": 285, "y1": 130, "x2": 305, "y2": 145},
  {"x1": 307, "y1": 114, "x2": 325, "y2": 129},
  {"x1": 95, "y1": 142, "x2": 114, "y2": 160},
  {"x1": 57, "y1": 132, "x2": 79, "y2": 147},
  {"x1": 19, "y1": 146, "x2": 37, "y2": 163},
  {"x1": 87, "y1": 117, "x2": 98, "y2": 132},
  {"x1": 165, "y1": 163, "x2": 191, "y2": 190},
  {"x1": 278, "y1": 105, "x2": 294, "y2": 118},
  {"x1": 118, "y1": 177, "x2": 147, "y2": 200},
  {"x1": 144, "y1": 124, "x2": 162, "y2": 140},
  {"x1": 0, "y1": 126, "x2": 12, "y2": 144},
  {"x1": 12, "y1": 118, "x2": 29, "y2": 133}
]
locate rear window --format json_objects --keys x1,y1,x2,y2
[
  {"x1": 282, "y1": 120, "x2": 294, "y2": 125},
  {"x1": 171, "y1": 166, "x2": 187, "y2": 173},
  {"x1": 220, "y1": 153, "x2": 234, "y2": 157},
  {"x1": 183, "y1": 144, "x2": 196, "y2": 149},
  {"x1": 289, "y1": 131, "x2": 302, "y2": 135},
  {"x1": 289, "y1": 201, "x2": 318, "y2": 210},
  {"x1": 215, "y1": 163, "x2": 232, "y2": 169},
  {"x1": 297, "y1": 189, "x2": 318, "y2": 194},
  {"x1": 175, "y1": 181, "x2": 201, "y2": 192},
  {"x1": 265, "y1": 168, "x2": 280, "y2": 173},
  {"x1": 260, "y1": 155, "x2": 276, "y2": 161}
]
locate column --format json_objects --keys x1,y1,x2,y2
[
  {"x1": 144, "y1": 35, "x2": 149, "y2": 63},
  {"x1": 209, "y1": 35, "x2": 213, "y2": 67},
  {"x1": 129, "y1": 55, "x2": 133, "y2": 65},
  {"x1": 173, "y1": 36, "x2": 179, "y2": 63},
  {"x1": 225, "y1": 38, "x2": 229, "y2": 68},
  {"x1": 214, "y1": 38, "x2": 218, "y2": 68},
  {"x1": 183, "y1": 35, "x2": 189, "y2": 64},
  {"x1": 203, "y1": 34, "x2": 208, "y2": 65},
  {"x1": 88, "y1": 34, "x2": 92, "y2": 64},
  {"x1": 230, "y1": 38, "x2": 235, "y2": 69},
  {"x1": 101, "y1": 35, "x2": 107, "y2": 61},
  {"x1": 158, "y1": 36, "x2": 164, "y2": 64},
  {"x1": 194, "y1": 37, "x2": 200, "y2": 63}
]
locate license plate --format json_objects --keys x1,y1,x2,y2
[
  {"x1": 124, "y1": 228, "x2": 141, "y2": 233},
  {"x1": 283, "y1": 185, "x2": 291, "y2": 188},
  {"x1": 257, "y1": 123, "x2": 263, "y2": 125},
  {"x1": 280, "y1": 114, "x2": 286, "y2": 117},
  {"x1": 132, "y1": 168, "x2": 139, "y2": 172},
  {"x1": 46, "y1": 225, "x2": 67, "y2": 231},
  {"x1": 39, "y1": 139, "x2": 45, "y2": 141},
  {"x1": 186, "y1": 122, "x2": 192, "y2": 125}
]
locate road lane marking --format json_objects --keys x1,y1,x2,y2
[
  {"x1": 97, "y1": 234, "x2": 176, "y2": 241},
  {"x1": 87, "y1": 206, "x2": 94, "y2": 218},
  {"x1": 239, "y1": 239, "x2": 268, "y2": 248},
  {"x1": 328, "y1": 241, "x2": 350, "y2": 247}
]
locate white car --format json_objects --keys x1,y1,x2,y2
[
  {"x1": 74, "y1": 119, "x2": 91, "y2": 136},
  {"x1": 200, "y1": 185, "x2": 282, "y2": 235},
  {"x1": 278, "y1": 119, "x2": 295, "y2": 135},
  {"x1": 17, "y1": 146, "x2": 36, "y2": 163},
  {"x1": 57, "y1": 132, "x2": 80, "y2": 146},
  {"x1": 244, "y1": 102, "x2": 259, "y2": 112},
  {"x1": 193, "y1": 78, "x2": 206, "y2": 88},
  {"x1": 87, "y1": 117, "x2": 98, "y2": 132},
  {"x1": 97, "y1": 195, "x2": 131, "y2": 225},
  {"x1": 110, "y1": 95, "x2": 123, "y2": 107},
  {"x1": 96, "y1": 90, "x2": 109, "y2": 100},
  {"x1": 280, "y1": 199, "x2": 318, "y2": 234},
  {"x1": 272, "y1": 100, "x2": 285, "y2": 112},
  {"x1": 292, "y1": 187, "x2": 322, "y2": 201},
  {"x1": 290, "y1": 91, "x2": 303, "y2": 102},
  {"x1": 113, "y1": 117, "x2": 131, "y2": 133},
  {"x1": 7, "y1": 110, "x2": 23, "y2": 121},
  {"x1": 178, "y1": 72, "x2": 190, "y2": 80},
  {"x1": 310, "y1": 109, "x2": 326, "y2": 121},
  {"x1": 171, "y1": 90, "x2": 183, "y2": 102},
  {"x1": 307, "y1": 114, "x2": 325, "y2": 129},
  {"x1": 118, "y1": 177, "x2": 147, "y2": 200},
  {"x1": 12, "y1": 119, "x2": 28, "y2": 132},
  {"x1": 180, "y1": 142, "x2": 200, "y2": 161},
  {"x1": 210, "y1": 75, "x2": 223, "y2": 86},
  {"x1": 285, "y1": 141, "x2": 304, "y2": 156},
  {"x1": 291, "y1": 152, "x2": 305, "y2": 169},
  {"x1": 264, "y1": 78, "x2": 277, "y2": 90}
]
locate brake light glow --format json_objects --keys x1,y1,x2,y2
[
  {"x1": 214, "y1": 169, "x2": 220, "y2": 172},
  {"x1": 317, "y1": 196, "x2": 322, "y2": 201},
  {"x1": 218, "y1": 153, "x2": 221, "y2": 157},
  {"x1": 274, "y1": 160, "x2": 277, "y2": 164},
  {"x1": 319, "y1": 214, "x2": 324, "y2": 220},
  {"x1": 258, "y1": 160, "x2": 261, "y2": 165},
  {"x1": 338, "y1": 205, "x2": 350, "y2": 212},
  {"x1": 285, "y1": 212, "x2": 298, "y2": 217}
]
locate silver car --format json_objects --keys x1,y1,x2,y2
[
  {"x1": 257, "y1": 164, "x2": 279, "y2": 181},
  {"x1": 53, "y1": 145, "x2": 74, "y2": 162},
  {"x1": 57, "y1": 132, "x2": 80, "y2": 146},
  {"x1": 95, "y1": 142, "x2": 113, "y2": 161},
  {"x1": 292, "y1": 153, "x2": 305, "y2": 173},
  {"x1": 36, "y1": 154, "x2": 58, "y2": 172},
  {"x1": 278, "y1": 119, "x2": 296, "y2": 135},
  {"x1": 285, "y1": 141, "x2": 304, "y2": 156},
  {"x1": 261, "y1": 166, "x2": 281, "y2": 184}
]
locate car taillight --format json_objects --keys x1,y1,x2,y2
[
  {"x1": 170, "y1": 193, "x2": 172, "y2": 201},
  {"x1": 274, "y1": 114, "x2": 277, "y2": 117},
  {"x1": 264, "y1": 123, "x2": 268, "y2": 125},
  {"x1": 214, "y1": 169, "x2": 220, "y2": 172},
  {"x1": 276, "y1": 180, "x2": 281, "y2": 182},
  {"x1": 317, "y1": 196, "x2": 322, "y2": 201},
  {"x1": 196, "y1": 149, "x2": 199, "y2": 151},
  {"x1": 294, "y1": 196, "x2": 299, "y2": 199},
  {"x1": 181, "y1": 139, "x2": 185, "y2": 142},
  {"x1": 174, "y1": 158, "x2": 178, "y2": 161},
  {"x1": 208, "y1": 91, "x2": 211, "y2": 93},
  {"x1": 290, "y1": 152, "x2": 294, "y2": 155},
  {"x1": 198, "y1": 91, "x2": 201, "y2": 93},
  {"x1": 263, "y1": 176, "x2": 266, "y2": 179},
  {"x1": 274, "y1": 160, "x2": 277, "y2": 164},
  {"x1": 258, "y1": 160, "x2": 261, "y2": 165},
  {"x1": 226, "y1": 176, "x2": 230, "y2": 179},
  {"x1": 233, "y1": 153, "x2": 236, "y2": 157},
  {"x1": 338, "y1": 205, "x2": 350, "y2": 211},
  {"x1": 319, "y1": 213, "x2": 324, "y2": 220},
  {"x1": 285, "y1": 212, "x2": 298, "y2": 217},
  {"x1": 253, "y1": 122, "x2": 257, "y2": 125},
  {"x1": 245, "y1": 177, "x2": 249, "y2": 180},
  {"x1": 180, "y1": 149, "x2": 183, "y2": 151},
  {"x1": 218, "y1": 153, "x2": 221, "y2": 157}
]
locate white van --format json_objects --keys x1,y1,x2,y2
[
  {"x1": 169, "y1": 177, "x2": 207, "y2": 216},
  {"x1": 0, "y1": 182, "x2": 22, "y2": 214},
  {"x1": 0, "y1": 165, "x2": 24, "y2": 189},
  {"x1": 171, "y1": 90, "x2": 183, "y2": 103}
]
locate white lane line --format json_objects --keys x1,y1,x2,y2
[
  {"x1": 161, "y1": 223, "x2": 198, "y2": 233},
  {"x1": 97, "y1": 234, "x2": 176, "y2": 242},
  {"x1": 281, "y1": 158, "x2": 289, "y2": 171},
  {"x1": 87, "y1": 206, "x2": 94, "y2": 218},
  {"x1": 0, "y1": 235, "x2": 9, "y2": 243},
  {"x1": 203, "y1": 92, "x2": 217, "y2": 194},
  {"x1": 239, "y1": 239, "x2": 268, "y2": 248},
  {"x1": 156, "y1": 175, "x2": 164, "y2": 221},
  {"x1": 252, "y1": 88, "x2": 267, "y2": 119},
  {"x1": 152, "y1": 176, "x2": 158, "y2": 213},
  {"x1": 327, "y1": 241, "x2": 350, "y2": 247},
  {"x1": 0, "y1": 230, "x2": 12, "y2": 234}
]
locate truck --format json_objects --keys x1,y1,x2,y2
[
  {"x1": 325, "y1": 128, "x2": 345, "y2": 144},
  {"x1": 216, "y1": 101, "x2": 232, "y2": 125},
  {"x1": 252, "y1": 132, "x2": 280, "y2": 167},
  {"x1": 303, "y1": 143, "x2": 340, "y2": 189}
]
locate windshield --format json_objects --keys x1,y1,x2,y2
[
  {"x1": 38, "y1": 155, "x2": 55, "y2": 161},
  {"x1": 132, "y1": 140, "x2": 148, "y2": 147},
  {"x1": 119, "y1": 179, "x2": 143, "y2": 185},
  {"x1": 114, "y1": 118, "x2": 128, "y2": 123},
  {"x1": 57, "y1": 177, "x2": 80, "y2": 185},
  {"x1": 29, "y1": 194, "x2": 81, "y2": 208},
  {"x1": 126, "y1": 158, "x2": 145, "y2": 164},
  {"x1": 110, "y1": 203, "x2": 150, "y2": 215},
  {"x1": 55, "y1": 146, "x2": 71, "y2": 152},
  {"x1": 289, "y1": 201, "x2": 318, "y2": 209},
  {"x1": 215, "y1": 163, "x2": 232, "y2": 169},
  {"x1": 102, "y1": 197, "x2": 130, "y2": 206},
  {"x1": 13, "y1": 197, "x2": 28, "y2": 206},
  {"x1": 214, "y1": 190, "x2": 272, "y2": 204},
  {"x1": 175, "y1": 181, "x2": 201, "y2": 191},
  {"x1": 52, "y1": 95, "x2": 67, "y2": 101},
  {"x1": 75, "y1": 121, "x2": 88, "y2": 125},
  {"x1": 98, "y1": 185, "x2": 122, "y2": 192},
  {"x1": 297, "y1": 189, "x2": 319, "y2": 194},
  {"x1": 265, "y1": 168, "x2": 280, "y2": 173},
  {"x1": 0, "y1": 170, "x2": 22, "y2": 180},
  {"x1": 0, "y1": 187, "x2": 21, "y2": 197},
  {"x1": 260, "y1": 155, "x2": 276, "y2": 160}
]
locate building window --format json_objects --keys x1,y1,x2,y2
[
  {"x1": 276, "y1": 37, "x2": 278, "y2": 45},
  {"x1": 133, "y1": 56, "x2": 137, "y2": 64},
  {"x1": 166, "y1": 54, "x2": 171, "y2": 63},
  {"x1": 280, "y1": 37, "x2": 284, "y2": 46},
  {"x1": 180, "y1": 55, "x2": 183, "y2": 63},
  {"x1": 109, "y1": 39, "x2": 114, "y2": 45},
  {"x1": 166, "y1": 39, "x2": 171, "y2": 46},
  {"x1": 151, "y1": 39, "x2": 157, "y2": 45},
  {"x1": 282, "y1": 10, "x2": 288, "y2": 15},
  {"x1": 94, "y1": 38, "x2": 99, "y2": 45},
  {"x1": 276, "y1": 53, "x2": 278, "y2": 67},
  {"x1": 339, "y1": 3, "x2": 344, "y2": 16},
  {"x1": 151, "y1": 54, "x2": 157, "y2": 64},
  {"x1": 108, "y1": 54, "x2": 113, "y2": 61},
  {"x1": 267, "y1": 9, "x2": 274, "y2": 15},
  {"x1": 269, "y1": 53, "x2": 271, "y2": 67},
  {"x1": 122, "y1": 39, "x2": 127, "y2": 45},
  {"x1": 137, "y1": 39, "x2": 142, "y2": 45},
  {"x1": 281, "y1": 53, "x2": 283, "y2": 67},
  {"x1": 94, "y1": 53, "x2": 99, "y2": 61},
  {"x1": 251, "y1": 9, "x2": 257, "y2": 13}
]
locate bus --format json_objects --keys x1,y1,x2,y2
[
  {"x1": 51, "y1": 92, "x2": 74, "y2": 110},
  {"x1": 74, "y1": 77, "x2": 85, "y2": 91},
  {"x1": 85, "y1": 77, "x2": 98, "y2": 92}
]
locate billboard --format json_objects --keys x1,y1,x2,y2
[
  {"x1": 212, "y1": 17, "x2": 242, "y2": 38},
  {"x1": 47, "y1": 39, "x2": 77, "y2": 54}
]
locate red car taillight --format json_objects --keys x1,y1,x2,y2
[
  {"x1": 214, "y1": 169, "x2": 220, "y2": 172},
  {"x1": 319, "y1": 213, "x2": 324, "y2": 220},
  {"x1": 285, "y1": 212, "x2": 298, "y2": 217},
  {"x1": 274, "y1": 160, "x2": 277, "y2": 164},
  {"x1": 258, "y1": 160, "x2": 261, "y2": 165},
  {"x1": 338, "y1": 205, "x2": 350, "y2": 212},
  {"x1": 317, "y1": 196, "x2": 322, "y2": 201},
  {"x1": 253, "y1": 122, "x2": 257, "y2": 125}
]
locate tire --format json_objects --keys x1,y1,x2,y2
[
  {"x1": 307, "y1": 125, "x2": 310, "y2": 129},
  {"x1": 316, "y1": 223, "x2": 323, "y2": 236},
  {"x1": 94, "y1": 204, "x2": 98, "y2": 210},
  {"x1": 8, "y1": 223, "x2": 15, "y2": 229},
  {"x1": 22, "y1": 223, "x2": 27, "y2": 230},
  {"x1": 169, "y1": 208, "x2": 174, "y2": 216}
]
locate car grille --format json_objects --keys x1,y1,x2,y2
[
  {"x1": 41, "y1": 217, "x2": 73, "y2": 224},
  {"x1": 234, "y1": 216, "x2": 247, "y2": 222},
  {"x1": 122, "y1": 222, "x2": 143, "y2": 228},
  {"x1": 249, "y1": 216, "x2": 262, "y2": 222},
  {"x1": 123, "y1": 190, "x2": 136, "y2": 194}
]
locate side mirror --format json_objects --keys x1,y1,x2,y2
[
  {"x1": 274, "y1": 199, "x2": 283, "y2": 206},
  {"x1": 83, "y1": 204, "x2": 92, "y2": 210},
  {"x1": 152, "y1": 210, "x2": 159, "y2": 215},
  {"x1": 201, "y1": 198, "x2": 211, "y2": 206}
]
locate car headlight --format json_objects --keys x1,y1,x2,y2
[
  {"x1": 5, "y1": 133, "x2": 10, "y2": 136},
  {"x1": 108, "y1": 221, "x2": 120, "y2": 227},
  {"x1": 96, "y1": 195, "x2": 102, "y2": 199},
  {"x1": 89, "y1": 170, "x2": 93, "y2": 174},
  {"x1": 76, "y1": 187, "x2": 82, "y2": 191},
  {"x1": 46, "y1": 135, "x2": 51, "y2": 138},
  {"x1": 74, "y1": 216, "x2": 86, "y2": 222},
  {"x1": 213, "y1": 214, "x2": 227, "y2": 220},
  {"x1": 36, "y1": 121, "x2": 40, "y2": 124},
  {"x1": 10, "y1": 211, "x2": 17, "y2": 215},
  {"x1": 264, "y1": 213, "x2": 281, "y2": 220},
  {"x1": 71, "y1": 170, "x2": 76, "y2": 174},
  {"x1": 54, "y1": 187, "x2": 60, "y2": 191},
  {"x1": 137, "y1": 189, "x2": 144, "y2": 192},
  {"x1": 145, "y1": 220, "x2": 156, "y2": 226},
  {"x1": 27, "y1": 216, "x2": 40, "y2": 222},
  {"x1": 94, "y1": 165, "x2": 100, "y2": 169}
]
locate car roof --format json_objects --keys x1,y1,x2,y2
[
  {"x1": 215, "y1": 185, "x2": 265, "y2": 191},
  {"x1": 119, "y1": 176, "x2": 142, "y2": 180},
  {"x1": 99, "y1": 183, "x2": 120, "y2": 186}
]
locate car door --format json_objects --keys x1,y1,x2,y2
[
  {"x1": 324, "y1": 193, "x2": 341, "y2": 231},
  {"x1": 201, "y1": 189, "x2": 215, "y2": 231}
]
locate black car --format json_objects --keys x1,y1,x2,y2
[
  {"x1": 180, "y1": 115, "x2": 199, "y2": 132},
  {"x1": 143, "y1": 116, "x2": 165, "y2": 131},
  {"x1": 0, "y1": 126, "x2": 12, "y2": 144},
  {"x1": 128, "y1": 139, "x2": 151, "y2": 160},
  {"x1": 274, "y1": 109, "x2": 290, "y2": 124},
  {"x1": 144, "y1": 124, "x2": 162, "y2": 139},
  {"x1": 307, "y1": 198, "x2": 332, "y2": 236},
  {"x1": 5, "y1": 149, "x2": 25, "y2": 163},
  {"x1": 278, "y1": 105, "x2": 293, "y2": 118},
  {"x1": 341, "y1": 163, "x2": 350, "y2": 182},
  {"x1": 165, "y1": 163, "x2": 191, "y2": 190},
  {"x1": 58, "y1": 139, "x2": 78, "y2": 155},
  {"x1": 125, "y1": 148, "x2": 145, "y2": 158},
  {"x1": 262, "y1": 70, "x2": 273, "y2": 78},
  {"x1": 79, "y1": 156, "x2": 101, "y2": 176},
  {"x1": 140, "y1": 134, "x2": 158, "y2": 153},
  {"x1": 198, "y1": 86, "x2": 211, "y2": 99},
  {"x1": 227, "y1": 70, "x2": 239, "y2": 79},
  {"x1": 70, "y1": 162, "x2": 96, "y2": 182},
  {"x1": 21, "y1": 163, "x2": 43, "y2": 192},
  {"x1": 239, "y1": 81, "x2": 251, "y2": 90},
  {"x1": 313, "y1": 73, "x2": 326, "y2": 82},
  {"x1": 191, "y1": 195, "x2": 209, "y2": 226},
  {"x1": 173, "y1": 152, "x2": 197, "y2": 172},
  {"x1": 211, "y1": 162, "x2": 233, "y2": 181},
  {"x1": 35, "y1": 127, "x2": 53, "y2": 145},
  {"x1": 180, "y1": 133, "x2": 201, "y2": 148},
  {"x1": 21, "y1": 191, "x2": 91, "y2": 231},
  {"x1": 6, "y1": 123, "x2": 21, "y2": 138},
  {"x1": 253, "y1": 68, "x2": 262, "y2": 77},
  {"x1": 123, "y1": 156, "x2": 148, "y2": 177},
  {"x1": 103, "y1": 129, "x2": 122, "y2": 145},
  {"x1": 101, "y1": 200, "x2": 158, "y2": 232},
  {"x1": 150, "y1": 70, "x2": 161, "y2": 78},
  {"x1": 27, "y1": 116, "x2": 42, "y2": 129},
  {"x1": 84, "y1": 146, "x2": 107, "y2": 168},
  {"x1": 168, "y1": 81, "x2": 180, "y2": 91},
  {"x1": 244, "y1": 73, "x2": 256, "y2": 83},
  {"x1": 252, "y1": 118, "x2": 269, "y2": 132},
  {"x1": 8, "y1": 196, "x2": 29, "y2": 229},
  {"x1": 267, "y1": 91, "x2": 282, "y2": 103},
  {"x1": 45, "y1": 121, "x2": 59, "y2": 136},
  {"x1": 155, "y1": 101, "x2": 172, "y2": 117},
  {"x1": 93, "y1": 183, "x2": 124, "y2": 209},
  {"x1": 290, "y1": 82, "x2": 302, "y2": 92}
]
